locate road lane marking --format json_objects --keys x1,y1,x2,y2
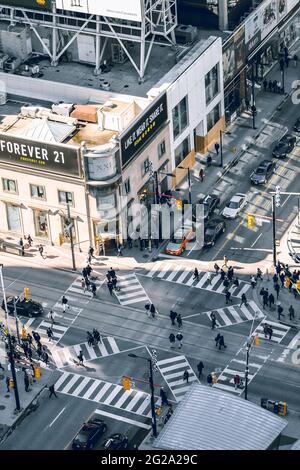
[
  {"x1": 49, "y1": 407, "x2": 66, "y2": 428},
  {"x1": 251, "y1": 233, "x2": 262, "y2": 247},
  {"x1": 94, "y1": 409, "x2": 151, "y2": 429}
]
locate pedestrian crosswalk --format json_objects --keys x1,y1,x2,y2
[
  {"x1": 51, "y1": 337, "x2": 121, "y2": 368},
  {"x1": 55, "y1": 371, "x2": 160, "y2": 417},
  {"x1": 36, "y1": 320, "x2": 69, "y2": 343},
  {"x1": 213, "y1": 347, "x2": 270, "y2": 396},
  {"x1": 157, "y1": 355, "x2": 199, "y2": 402},
  {"x1": 114, "y1": 274, "x2": 150, "y2": 306},
  {"x1": 203, "y1": 301, "x2": 265, "y2": 328},
  {"x1": 142, "y1": 262, "x2": 251, "y2": 298},
  {"x1": 252, "y1": 320, "x2": 290, "y2": 344},
  {"x1": 66, "y1": 276, "x2": 103, "y2": 303}
]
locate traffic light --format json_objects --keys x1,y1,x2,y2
[
  {"x1": 176, "y1": 199, "x2": 183, "y2": 210},
  {"x1": 275, "y1": 186, "x2": 281, "y2": 208},
  {"x1": 247, "y1": 214, "x2": 255, "y2": 229},
  {"x1": 255, "y1": 334, "x2": 260, "y2": 346},
  {"x1": 23, "y1": 287, "x2": 30, "y2": 301},
  {"x1": 122, "y1": 376, "x2": 131, "y2": 391},
  {"x1": 59, "y1": 233, "x2": 65, "y2": 246}
]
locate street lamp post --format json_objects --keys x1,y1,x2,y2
[
  {"x1": 66, "y1": 202, "x2": 76, "y2": 271},
  {"x1": 0, "y1": 264, "x2": 21, "y2": 412},
  {"x1": 244, "y1": 342, "x2": 250, "y2": 400},
  {"x1": 272, "y1": 195, "x2": 277, "y2": 267},
  {"x1": 13, "y1": 297, "x2": 21, "y2": 344},
  {"x1": 251, "y1": 62, "x2": 256, "y2": 130},
  {"x1": 128, "y1": 353, "x2": 157, "y2": 438},
  {"x1": 220, "y1": 130, "x2": 224, "y2": 168}
]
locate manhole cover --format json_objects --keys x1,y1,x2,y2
[{"x1": 0, "y1": 405, "x2": 5, "y2": 410}]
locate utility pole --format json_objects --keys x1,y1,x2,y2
[
  {"x1": 13, "y1": 297, "x2": 20, "y2": 344},
  {"x1": 67, "y1": 202, "x2": 76, "y2": 271},
  {"x1": 272, "y1": 195, "x2": 277, "y2": 267},
  {"x1": 220, "y1": 130, "x2": 223, "y2": 168},
  {"x1": 251, "y1": 62, "x2": 256, "y2": 129},
  {"x1": 0, "y1": 264, "x2": 21, "y2": 412},
  {"x1": 148, "y1": 357, "x2": 157, "y2": 438},
  {"x1": 244, "y1": 342, "x2": 250, "y2": 400}
]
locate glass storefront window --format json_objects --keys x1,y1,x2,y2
[
  {"x1": 205, "y1": 64, "x2": 219, "y2": 105},
  {"x1": 61, "y1": 215, "x2": 76, "y2": 243},
  {"x1": 6, "y1": 204, "x2": 21, "y2": 233},
  {"x1": 207, "y1": 103, "x2": 221, "y2": 132},
  {"x1": 175, "y1": 136, "x2": 190, "y2": 168},
  {"x1": 33, "y1": 210, "x2": 48, "y2": 238},
  {"x1": 172, "y1": 97, "x2": 189, "y2": 140}
]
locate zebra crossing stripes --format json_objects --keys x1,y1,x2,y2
[
  {"x1": 143, "y1": 262, "x2": 251, "y2": 298},
  {"x1": 252, "y1": 320, "x2": 290, "y2": 344},
  {"x1": 36, "y1": 320, "x2": 68, "y2": 342},
  {"x1": 51, "y1": 337, "x2": 120, "y2": 368},
  {"x1": 114, "y1": 274, "x2": 149, "y2": 306},
  {"x1": 157, "y1": 355, "x2": 199, "y2": 402},
  {"x1": 55, "y1": 371, "x2": 159, "y2": 417},
  {"x1": 66, "y1": 276, "x2": 102, "y2": 302},
  {"x1": 206, "y1": 301, "x2": 265, "y2": 328}
]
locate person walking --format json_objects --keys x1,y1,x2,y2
[
  {"x1": 210, "y1": 312, "x2": 218, "y2": 330},
  {"x1": 193, "y1": 268, "x2": 199, "y2": 281},
  {"x1": 277, "y1": 304, "x2": 285, "y2": 320},
  {"x1": 234, "y1": 374, "x2": 241, "y2": 390},
  {"x1": 218, "y1": 335, "x2": 227, "y2": 350},
  {"x1": 150, "y1": 304, "x2": 156, "y2": 319},
  {"x1": 263, "y1": 290, "x2": 269, "y2": 309},
  {"x1": 279, "y1": 272, "x2": 285, "y2": 288},
  {"x1": 27, "y1": 235, "x2": 33, "y2": 247},
  {"x1": 42, "y1": 351, "x2": 49, "y2": 366},
  {"x1": 223, "y1": 278, "x2": 230, "y2": 291},
  {"x1": 6, "y1": 376, "x2": 10, "y2": 393},
  {"x1": 160, "y1": 387, "x2": 169, "y2": 406},
  {"x1": 215, "y1": 142, "x2": 220, "y2": 155},
  {"x1": 46, "y1": 327, "x2": 54, "y2": 342},
  {"x1": 48, "y1": 384, "x2": 58, "y2": 398},
  {"x1": 233, "y1": 278, "x2": 239, "y2": 288},
  {"x1": 61, "y1": 295, "x2": 70, "y2": 313},
  {"x1": 268, "y1": 293, "x2": 275, "y2": 309},
  {"x1": 93, "y1": 329, "x2": 101, "y2": 344},
  {"x1": 207, "y1": 373, "x2": 213, "y2": 387},
  {"x1": 77, "y1": 350, "x2": 84, "y2": 365},
  {"x1": 268, "y1": 325, "x2": 273, "y2": 341},
  {"x1": 273, "y1": 273, "x2": 278, "y2": 284},
  {"x1": 107, "y1": 281, "x2": 113, "y2": 295},
  {"x1": 215, "y1": 333, "x2": 221, "y2": 348},
  {"x1": 197, "y1": 361, "x2": 204, "y2": 378},
  {"x1": 220, "y1": 269, "x2": 226, "y2": 280},
  {"x1": 169, "y1": 310, "x2": 177, "y2": 326},
  {"x1": 256, "y1": 268, "x2": 263, "y2": 280},
  {"x1": 240, "y1": 293, "x2": 247, "y2": 307},
  {"x1": 176, "y1": 332, "x2": 183, "y2": 349},
  {"x1": 145, "y1": 304, "x2": 151, "y2": 318},
  {"x1": 225, "y1": 290, "x2": 232, "y2": 304},
  {"x1": 117, "y1": 245, "x2": 123, "y2": 257},
  {"x1": 24, "y1": 373, "x2": 30, "y2": 392},
  {"x1": 291, "y1": 283, "x2": 298, "y2": 298},
  {"x1": 274, "y1": 282, "x2": 280, "y2": 299},
  {"x1": 169, "y1": 332, "x2": 176, "y2": 348},
  {"x1": 177, "y1": 313, "x2": 183, "y2": 328},
  {"x1": 48, "y1": 310, "x2": 55, "y2": 327},
  {"x1": 207, "y1": 272, "x2": 212, "y2": 285},
  {"x1": 289, "y1": 305, "x2": 295, "y2": 321},
  {"x1": 91, "y1": 283, "x2": 97, "y2": 298},
  {"x1": 183, "y1": 369, "x2": 189, "y2": 384},
  {"x1": 263, "y1": 323, "x2": 269, "y2": 339},
  {"x1": 87, "y1": 331, "x2": 94, "y2": 347},
  {"x1": 263, "y1": 79, "x2": 268, "y2": 91},
  {"x1": 38, "y1": 244, "x2": 45, "y2": 259},
  {"x1": 214, "y1": 263, "x2": 220, "y2": 275},
  {"x1": 228, "y1": 266, "x2": 234, "y2": 281},
  {"x1": 250, "y1": 275, "x2": 256, "y2": 289},
  {"x1": 199, "y1": 168, "x2": 204, "y2": 182}
]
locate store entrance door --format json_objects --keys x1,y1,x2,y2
[{"x1": 6, "y1": 204, "x2": 21, "y2": 233}]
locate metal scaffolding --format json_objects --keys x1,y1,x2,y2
[{"x1": 0, "y1": 0, "x2": 178, "y2": 82}]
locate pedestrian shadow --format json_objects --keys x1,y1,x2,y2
[
  {"x1": 45, "y1": 255, "x2": 59, "y2": 259},
  {"x1": 75, "y1": 362, "x2": 96, "y2": 372}
]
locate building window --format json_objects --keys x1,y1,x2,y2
[
  {"x1": 175, "y1": 136, "x2": 190, "y2": 168},
  {"x1": 141, "y1": 158, "x2": 150, "y2": 177},
  {"x1": 124, "y1": 178, "x2": 131, "y2": 195},
  {"x1": 58, "y1": 190, "x2": 74, "y2": 205},
  {"x1": 2, "y1": 178, "x2": 17, "y2": 194},
  {"x1": 33, "y1": 209, "x2": 48, "y2": 238},
  {"x1": 207, "y1": 103, "x2": 221, "y2": 132},
  {"x1": 205, "y1": 64, "x2": 219, "y2": 105},
  {"x1": 172, "y1": 96, "x2": 189, "y2": 140},
  {"x1": 30, "y1": 184, "x2": 46, "y2": 200},
  {"x1": 158, "y1": 140, "x2": 166, "y2": 159},
  {"x1": 6, "y1": 204, "x2": 21, "y2": 232}
]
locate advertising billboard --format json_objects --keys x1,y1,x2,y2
[
  {"x1": 0, "y1": 0, "x2": 52, "y2": 9},
  {"x1": 120, "y1": 93, "x2": 168, "y2": 168},
  {"x1": 0, "y1": 134, "x2": 81, "y2": 177},
  {"x1": 56, "y1": 0, "x2": 142, "y2": 22},
  {"x1": 223, "y1": 27, "x2": 245, "y2": 86},
  {"x1": 261, "y1": 0, "x2": 277, "y2": 40}
]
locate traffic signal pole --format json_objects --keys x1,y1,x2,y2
[
  {"x1": 67, "y1": 203, "x2": 76, "y2": 271},
  {"x1": 148, "y1": 358, "x2": 158, "y2": 438},
  {"x1": 272, "y1": 195, "x2": 277, "y2": 267}
]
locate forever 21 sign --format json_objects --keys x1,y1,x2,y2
[{"x1": 0, "y1": 134, "x2": 81, "y2": 177}]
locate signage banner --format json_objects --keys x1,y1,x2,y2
[
  {"x1": 120, "y1": 93, "x2": 168, "y2": 168},
  {"x1": 278, "y1": 0, "x2": 288, "y2": 20},
  {"x1": 0, "y1": 134, "x2": 81, "y2": 177},
  {"x1": 56, "y1": 0, "x2": 142, "y2": 22},
  {"x1": 0, "y1": 0, "x2": 52, "y2": 9},
  {"x1": 261, "y1": 0, "x2": 277, "y2": 41},
  {"x1": 223, "y1": 26, "x2": 245, "y2": 85}
]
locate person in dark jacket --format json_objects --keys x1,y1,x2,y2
[
  {"x1": 176, "y1": 332, "x2": 183, "y2": 349},
  {"x1": 177, "y1": 314, "x2": 183, "y2": 328},
  {"x1": 218, "y1": 335, "x2": 227, "y2": 350},
  {"x1": 169, "y1": 310, "x2": 177, "y2": 326},
  {"x1": 197, "y1": 361, "x2": 204, "y2": 378},
  {"x1": 268, "y1": 293, "x2": 275, "y2": 309},
  {"x1": 183, "y1": 369, "x2": 189, "y2": 383},
  {"x1": 169, "y1": 333, "x2": 175, "y2": 348},
  {"x1": 160, "y1": 387, "x2": 169, "y2": 406}
]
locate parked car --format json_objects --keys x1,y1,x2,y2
[
  {"x1": 222, "y1": 193, "x2": 247, "y2": 219},
  {"x1": 272, "y1": 133, "x2": 296, "y2": 159},
  {"x1": 165, "y1": 226, "x2": 195, "y2": 256},
  {"x1": 293, "y1": 117, "x2": 300, "y2": 132},
  {"x1": 250, "y1": 160, "x2": 276, "y2": 185},
  {"x1": 72, "y1": 419, "x2": 107, "y2": 450},
  {"x1": 103, "y1": 433, "x2": 129, "y2": 450},
  {"x1": 1, "y1": 296, "x2": 44, "y2": 318},
  {"x1": 198, "y1": 194, "x2": 220, "y2": 220},
  {"x1": 204, "y1": 218, "x2": 226, "y2": 247}
]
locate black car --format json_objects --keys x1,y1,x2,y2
[
  {"x1": 272, "y1": 133, "x2": 296, "y2": 158},
  {"x1": 293, "y1": 117, "x2": 300, "y2": 132},
  {"x1": 250, "y1": 160, "x2": 276, "y2": 185},
  {"x1": 198, "y1": 194, "x2": 220, "y2": 220},
  {"x1": 103, "y1": 433, "x2": 129, "y2": 450},
  {"x1": 1, "y1": 296, "x2": 44, "y2": 318},
  {"x1": 204, "y1": 218, "x2": 226, "y2": 247},
  {"x1": 72, "y1": 419, "x2": 107, "y2": 450}
]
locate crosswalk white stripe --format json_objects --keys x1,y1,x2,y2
[
  {"x1": 173, "y1": 386, "x2": 191, "y2": 395},
  {"x1": 39, "y1": 321, "x2": 67, "y2": 332},
  {"x1": 215, "y1": 282, "x2": 226, "y2": 294},
  {"x1": 231, "y1": 358, "x2": 262, "y2": 369},
  {"x1": 165, "y1": 268, "x2": 180, "y2": 282},
  {"x1": 185, "y1": 275, "x2": 197, "y2": 286},
  {"x1": 216, "y1": 308, "x2": 232, "y2": 326},
  {"x1": 235, "y1": 283, "x2": 251, "y2": 298},
  {"x1": 94, "y1": 383, "x2": 112, "y2": 402},
  {"x1": 72, "y1": 377, "x2": 91, "y2": 396},
  {"x1": 118, "y1": 291, "x2": 145, "y2": 299},
  {"x1": 163, "y1": 370, "x2": 193, "y2": 380},
  {"x1": 223, "y1": 368, "x2": 254, "y2": 379},
  {"x1": 167, "y1": 377, "x2": 197, "y2": 387},
  {"x1": 118, "y1": 285, "x2": 141, "y2": 292},
  {"x1": 84, "y1": 343, "x2": 97, "y2": 360},
  {"x1": 55, "y1": 372, "x2": 71, "y2": 390},
  {"x1": 68, "y1": 286, "x2": 84, "y2": 294},
  {"x1": 205, "y1": 275, "x2": 220, "y2": 290},
  {"x1": 146, "y1": 262, "x2": 164, "y2": 277},
  {"x1": 81, "y1": 380, "x2": 101, "y2": 399},
  {"x1": 51, "y1": 349, "x2": 64, "y2": 368},
  {"x1": 227, "y1": 306, "x2": 243, "y2": 323},
  {"x1": 157, "y1": 355, "x2": 186, "y2": 366},
  {"x1": 61, "y1": 374, "x2": 81, "y2": 393},
  {"x1": 248, "y1": 300, "x2": 264, "y2": 318},
  {"x1": 107, "y1": 337, "x2": 119, "y2": 354},
  {"x1": 114, "y1": 389, "x2": 132, "y2": 408},
  {"x1": 240, "y1": 304, "x2": 255, "y2": 320},
  {"x1": 255, "y1": 320, "x2": 290, "y2": 330},
  {"x1": 126, "y1": 391, "x2": 145, "y2": 411},
  {"x1": 213, "y1": 383, "x2": 240, "y2": 393},
  {"x1": 121, "y1": 296, "x2": 149, "y2": 306},
  {"x1": 194, "y1": 272, "x2": 209, "y2": 288},
  {"x1": 159, "y1": 363, "x2": 188, "y2": 373},
  {"x1": 94, "y1": 409, "x2": 151, "y2": 430},
  {"x1": 103, "y1": 385, "x2": 123, "y2": 405},
  {"x1": 73, "y1": 345, "x2": 82, "y2": 358},
  {"x1": 255, "y1": 332, "x2": 281, "y2": 343},
  {"x1": 117, "y1": 280, "x2": 140, "y2": 287},
  {"x1": 156, "y1": 264, "x2": 173, "y2": 278},
  {"x1": 176, "y1": 268, "x2": 192, "y2": 283},
  {"x1": 97, "y1": 341, "x2": 109, "y2": 357},
  {"x1": 135, "y1": 396, "x2": 151, "y2": 415}
]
